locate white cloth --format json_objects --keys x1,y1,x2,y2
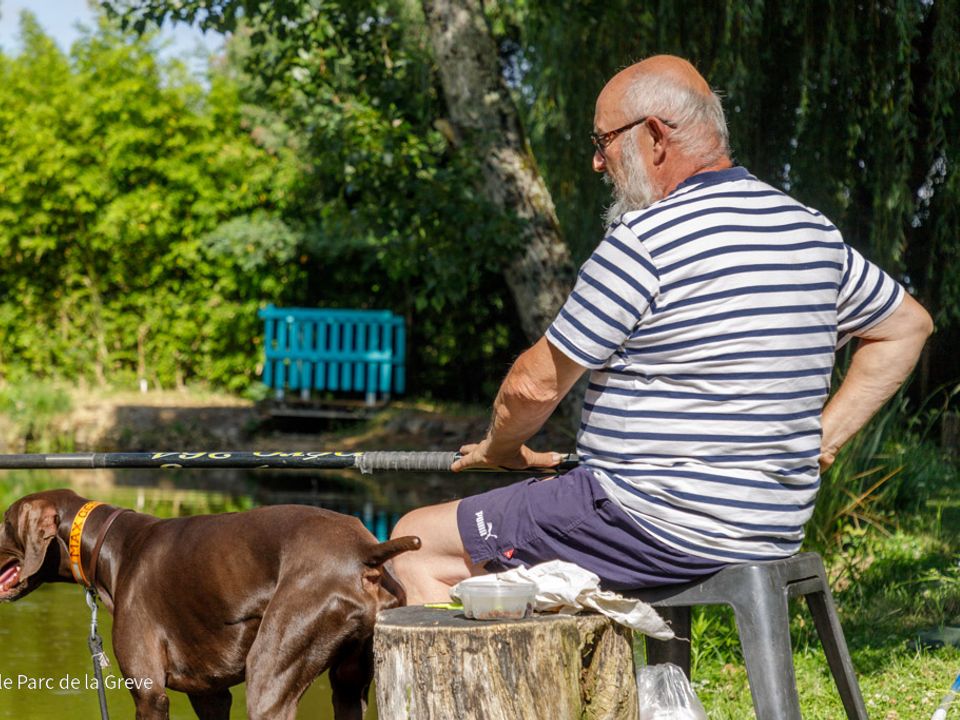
[{"x1": 450, "y1": 560, "x2": 674, "y2": 640}]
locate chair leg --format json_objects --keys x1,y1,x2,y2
[
  {"x1": 805, "y1": 589, "x2": 868, "y2": 719},
  {"x1": 731, "y1": 577, "x2": 802, "y2": 720},
  {"x1": 645, "y1": 606, "x2": 692, "y2": 678}
]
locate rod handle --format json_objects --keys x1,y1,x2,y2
[{"x1": 357, "y1": 451, "x2": 458, "y2": 473}]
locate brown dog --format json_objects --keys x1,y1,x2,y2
[{"x1": 0, "y1": 488, "x2": 420, "y2": 720}]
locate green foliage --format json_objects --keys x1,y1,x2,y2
[
  {"x1": 496, "y1": 0, "x2": 960, "y2": 294},
  {"x1": 806, "y1": 382, "x2": 959, "y2": 553},
  {"x1": 41, "y1": 0, "x2": 960, "y2": 404},
  {"x1": 0, "y1": 13, "x2": 304, "y2": 391},
  {"x1": 108, "y1": 0, "x2": 530, "y2": 400},
  {"x1": 0, "y1": 377, "x2": 73, "y2": 452},
  {"x1": 239, "y1": 0, "x2": 532, "y2": 399},
  {"x1": 494, "y1": 0, "x2": 960, "y2": 407},
  {"x1": 689, "y1": 605, "x2": 742, "y2": 676}
]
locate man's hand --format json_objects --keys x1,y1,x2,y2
[
  {"x1": 818, "y1": 449, "x2": 837, "y2": 474},
  {"x1": 451, "y1": 439, "x2": 563, "y2": 472}
]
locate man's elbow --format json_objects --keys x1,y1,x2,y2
[
  {"x1": 907, "y1": 297, "x2": 934, "y2": 343},
  {"x1": 501, "y1": 347, "x2": 564, "y2": 406},
  {"x1": 919, "y1": 306, "x2": 934, "y2": 340},
  {"x1": 881, "y1": 294, "x2": 934, "y2": 347},
  {"x1": 501, "y1": 371, "x2": 561, "y2": 407}
]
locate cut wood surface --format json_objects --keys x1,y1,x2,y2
[{"x1": 375, "y1": 606, "x2": 638, "y2": 720}]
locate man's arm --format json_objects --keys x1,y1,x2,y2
[
  {"x1": 451, "y1": 336, "x2": 587, "y2": 471},
  {"x1": 820, "y1": 294, "x2": 933, "y2": 470}
]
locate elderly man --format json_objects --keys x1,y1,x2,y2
[{"x1": 391, "y1": 55, "x2": 933, "y2": 604}]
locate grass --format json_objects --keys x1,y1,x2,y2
[{"x1": 693, "y1": 649, "x2": 959, "y2": 719}]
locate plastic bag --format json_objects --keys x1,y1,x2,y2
[{"x1": 636, "y1": 663, "x2": 708, "y2": 720}]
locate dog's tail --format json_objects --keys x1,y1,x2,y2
[{"x1": 366, "y1": 536, "x2": 421, "y2": 566}]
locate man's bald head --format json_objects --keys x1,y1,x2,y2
[
  {"x1": 596, "y1": 55, "x2": 730, "y2": 172},
  {"x1": 599, "y1": 56, "x2": 712, "y2": 110}
]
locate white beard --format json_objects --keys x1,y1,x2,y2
[{"x1": 603, "y1": 136, "x2": 658, "y2": 226}]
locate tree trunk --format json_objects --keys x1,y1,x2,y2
[
  {"x1": 420, "y1": 0, "x2": 574, "y2": 342},
  {"x1": 375, "y1": 606, "x2": 638, "y2": 720},
  {"x1": 421, "y1": 0, "x2": 585, "y2": 429}
]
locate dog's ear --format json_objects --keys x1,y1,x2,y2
[{"x1": 16, "y1": 500, "x2": 59, "y2": 580}]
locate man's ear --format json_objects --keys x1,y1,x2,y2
[
  {"x1": 646, "y1": 117, "x2": 669, "y2": 166},
  {"x1": 17, "y1": 501, "x2": 59, "y2": 580}
]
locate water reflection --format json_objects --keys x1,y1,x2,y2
[{"x1": 0, "y1": 583, "x2": 347, "y2": 719}]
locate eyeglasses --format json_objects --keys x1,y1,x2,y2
[{"x1": 590, "y1": 116, "x2": 678, "y2": 156}]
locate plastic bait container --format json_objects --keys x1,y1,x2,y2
[{"x1": 457, "y1": 577, "x2": 537, "y2": 620}]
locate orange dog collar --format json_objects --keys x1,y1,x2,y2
[{"x1": 69, "y1": 501, "x2": 104, "y2": 586}]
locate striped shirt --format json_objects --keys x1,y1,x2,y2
[{"x1": 546, "y1": 166, "x2": 904, "y2": 562}]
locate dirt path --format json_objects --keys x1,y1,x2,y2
[{"x1": 9, "y1": 388, "x2": 574, "y2": 456}]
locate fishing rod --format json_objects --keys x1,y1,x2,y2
[{"x1": 0, "y1": 451, "x2": 580, "y2": 474}]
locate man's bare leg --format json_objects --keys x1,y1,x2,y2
[{"x1": 390, "y1": 500, "x2": 488, "y2": 605}]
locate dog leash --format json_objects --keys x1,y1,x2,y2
[
  {"x1": 69, "y1": 501, "x2": 130, "y2": 720},
  {"x1": 85, "y1": 588, "x2": 111, "y2": 720}
]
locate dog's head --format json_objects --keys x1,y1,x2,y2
[{"x1": 0, "y1": 489, "x2": 79, "y2": 602}]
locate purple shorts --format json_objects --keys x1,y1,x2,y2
[{"x1": 456, "y1": 466, "x2": 728, "y2": 591}]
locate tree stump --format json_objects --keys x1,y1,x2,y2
[{"x1": 374, "y1": 606, "x2": 638, "y2": 720}]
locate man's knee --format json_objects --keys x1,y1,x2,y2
[
  {"x1": 388, "y1": 502, "x2": 478, "y2": 603},
  {"x1": 389, "y1": 508, "x2": 431, "y2": 553},
  {"x1": 389, "y1": 508, "x2": 417, "y2": 540},
  {"x1": 392, "y1": 502, "x2": 459, "y2": 541}
]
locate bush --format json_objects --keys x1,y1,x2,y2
[{"x1": 0, "y1": 14, "x2": 304, "y2": 392}]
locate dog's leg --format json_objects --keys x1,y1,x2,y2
[
  {"x1": 244, "y1": 596, "x2": 341, "y2": 720},
  {"x1": 128, "y1": 685, "x2": 171, "y2": 720},
  {"x1": 329, "y1": 638, "x2": 374, "y2": 720},
  {"x1": 113, "y1": 620, "x2": 170, "y2": 720},
  {"x1": 187, "y1": 689, "x2": 232, "y2": 720}
]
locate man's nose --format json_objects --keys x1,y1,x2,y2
[{"x1": 592, "y1": 149, "x2": 606, "y2": 173}]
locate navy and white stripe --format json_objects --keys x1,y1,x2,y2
[{"x1": 546, "y1": 167, "x2": 904, "y2": 563}]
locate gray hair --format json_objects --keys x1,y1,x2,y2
[{"x1": 624, "y1": 72, "x2": 730, "y2": 166}]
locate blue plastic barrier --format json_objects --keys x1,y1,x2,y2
[{"x1": 259, "y1": 305, "x2": 406, "y2": 404}]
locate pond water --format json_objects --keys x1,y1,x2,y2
[
  {"x1": 0, "y1": 583, "x2": 346, "y2": 719},
  {"x1": 0, "y1": 467, "x2": 516, "y2": 719}
]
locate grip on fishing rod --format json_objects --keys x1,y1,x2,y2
[
  {"x1": 357, "y1": 451, "x2": 458, "y2": 474},
  {"x1": 355, "y1": 451, "x2": 580, "y2": 474}
]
